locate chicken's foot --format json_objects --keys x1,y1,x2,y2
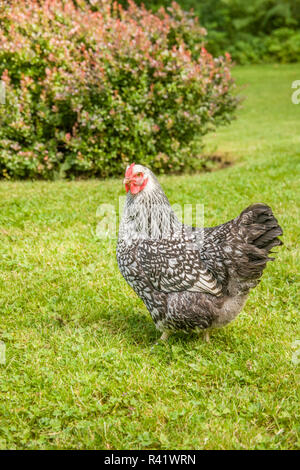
[
  {"x1": 160, "y1": 331, "x2": 170, "y2": 342},
  {"x1": 203, "y1": 330, "x2": 210, "y2": 343}
]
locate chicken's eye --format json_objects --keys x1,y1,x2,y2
[{"x1": 135, "y1": 172, "x2": 143, "y2": 178}]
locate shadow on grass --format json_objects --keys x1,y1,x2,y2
[
  {"x1": 95, "y1": 308, "x2": 159, "y2": 346},
  {"x1": 96, "y1": 306, "x2": 242, "y2": 353}
]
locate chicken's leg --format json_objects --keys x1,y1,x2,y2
[
  {"x1": 203, "y1": 330, "x2": 210, "y2": 343},
  {"x1": 160, "y1": 331, "x2": 170, "y2": 341}
]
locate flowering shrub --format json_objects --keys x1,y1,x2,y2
[{"x1": 0, "y1": 0, "x2": 238, "y2": 179}]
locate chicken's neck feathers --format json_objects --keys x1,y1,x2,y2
[{"x1": 119, "y1": 179, "x2": 182, "y2": 243}]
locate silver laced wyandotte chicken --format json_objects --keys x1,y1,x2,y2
[{"x1": 117, "y1": 163, "x2": 283, "y2": 342}]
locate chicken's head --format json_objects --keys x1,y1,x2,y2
[{"x1": 123, "y1": 163, "x2": 149, "y2": 195}]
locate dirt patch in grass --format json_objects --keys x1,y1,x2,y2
[{"x1": 201, "y1": 154, "x2": 233, "y2": 172}]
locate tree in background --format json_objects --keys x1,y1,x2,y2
[{"x1": 116, "y1": 0, "x2": 300, "y2": 63}]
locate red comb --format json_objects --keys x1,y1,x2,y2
[{"x1": 125, "y1": 163, "x2": 135, "y2": 178}]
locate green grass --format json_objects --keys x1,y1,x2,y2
[{"x1": 0, "y1": 64, "x2": 299, "y2": 450}]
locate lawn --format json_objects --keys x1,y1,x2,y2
[{"x1": 0, "y1": 64, "x2": 299, "y2": 450}]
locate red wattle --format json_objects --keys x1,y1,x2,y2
[
  {"x1": 130, "y1": 183, "x2": 141, "y2": 194},
  {"x1": 130, "y1": 177, "x2": 148, "y2": 194}
]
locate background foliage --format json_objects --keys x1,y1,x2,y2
[
  {"x1": 117, "y1": 0, "x2": 300, "y2": 64},
  {"x1": 0, "y1": 0, "x2": 237, "y2": 179}
]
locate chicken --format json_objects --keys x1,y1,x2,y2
[{"x1": 116, "y1": 163, "x2": 283, "y2": 342}]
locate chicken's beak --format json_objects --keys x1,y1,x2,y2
[{"x1": 123, "y1": 177, "x2": 131, "y2": 193}]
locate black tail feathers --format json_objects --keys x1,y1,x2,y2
[{"x1": 238, "y1": 203, "x2": 283, "y2": 256}]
